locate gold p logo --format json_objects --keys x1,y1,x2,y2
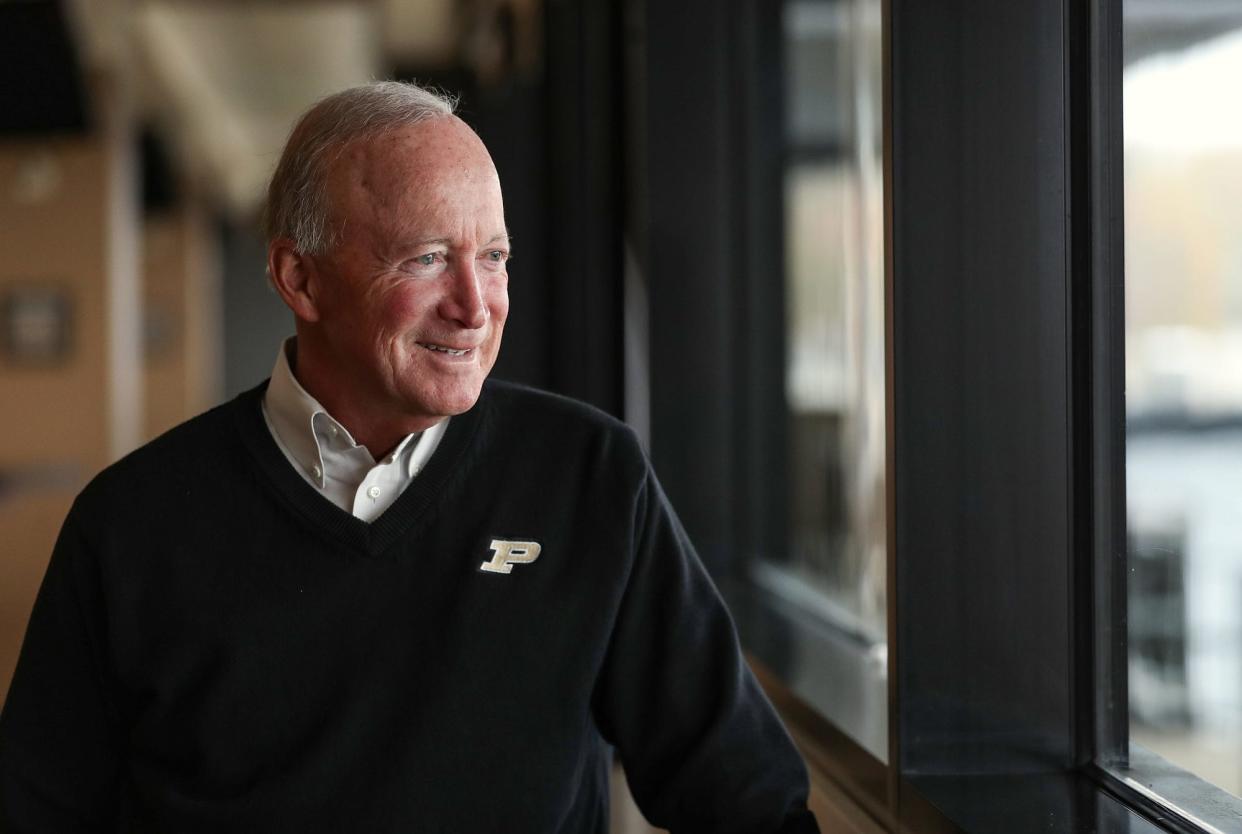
[{"x1": 479, "y1": 539, "x2": 542, "y2": 574}]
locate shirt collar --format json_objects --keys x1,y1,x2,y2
[
  {"x1": 264, "y1": 339, "x2": 329, "y2": 487},
  {"x1": 261, "y1": 338, "x2": 445, "y2": 487}
]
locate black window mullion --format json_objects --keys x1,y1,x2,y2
[
  {"x1": 1085, "y1": 0, "x2": 1130, "y2": 770},
  {"x1": 891, "y1": 0, "x2": 1078, "y2": 780}
]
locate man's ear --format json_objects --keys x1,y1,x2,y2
[{"x1": 268, "y1": 238, "x2": 322, "y2": 323}]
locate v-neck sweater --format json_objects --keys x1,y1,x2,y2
[{"x1": 0, "y1": 379, "x2": 817, "y2": 834}]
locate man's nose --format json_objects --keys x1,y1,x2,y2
[{"x1": 440, "y1": 259, "x2": 488, "y2": 329}]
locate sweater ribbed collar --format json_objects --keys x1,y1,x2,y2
[{"x1": 231, "y1": 378, "x2": 490, "y2": 558}]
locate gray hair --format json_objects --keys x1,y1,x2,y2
[{"x1": 264, "y1": 80, "x2": 458, "y2": 256}]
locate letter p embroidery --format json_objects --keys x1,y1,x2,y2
[{"x1": 479, "y1": 539, "x2": 542, "y2": 574}]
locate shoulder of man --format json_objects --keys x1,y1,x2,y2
[
  {"x1": 481, "y1": 377, "x2": 639, "y2": 444},
  {"x1": 477, "y1": 378, "x2": 650, "y2": 489},
  {"x1": 72, "y1": 382, "x2": 261, "y2": 523}
]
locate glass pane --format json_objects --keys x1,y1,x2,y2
[
  {"x1": 1124, "y1": 1, "x2": 1242, "y2": 799},
  {"x1": 748, "y1": 0, "x2": 886, "y2": 759}
]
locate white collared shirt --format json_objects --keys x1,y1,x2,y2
[{"x1": 261, "y1": 339, "x2": 447, "y2": 523}]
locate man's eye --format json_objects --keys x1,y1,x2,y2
[
  {"x1": 416, "y1": 253, "x2": 439, "y2": 266},
  {"x1": 486, "y1": 250, "x2": 508, "y2": 262}
]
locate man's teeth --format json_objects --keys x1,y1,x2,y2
[{"x1": 422, "y1": 343, "x2": 470, "y2": 356}]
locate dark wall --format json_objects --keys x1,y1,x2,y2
[
  {"x1": 638, "y1": 0, "x2": 739, "y2": 574},
  {"x1": 626, "y1": 0, "x2": 787, "y2": 578}
]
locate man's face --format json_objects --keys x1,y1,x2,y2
[{"x1": 308, "y1": 117, "x2": 509, "y2": 427}]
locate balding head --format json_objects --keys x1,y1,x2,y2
[{"x1": 264, "y1": 81, "x2": 458, "y2": 257}]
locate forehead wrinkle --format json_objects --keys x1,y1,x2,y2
[{"x1": 327, "y1": 121, "x2": 504, "y2": 248}]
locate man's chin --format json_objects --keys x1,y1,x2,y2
[{"x1": 407, "y1": 383, "x2": 485, "y2": 422}]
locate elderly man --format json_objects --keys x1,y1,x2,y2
[{"x1": 0, "y1": 82, "x2": 818, "y2": 833}]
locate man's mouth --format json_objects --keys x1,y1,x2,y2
[{"x1": 418, "y1": 342, "x2": 473, "y2": 357}]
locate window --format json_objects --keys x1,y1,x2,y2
[
  {"x1": 740, "y1": 0, "x2": 888, "y2": 760},
  {"x1": 1095, "y1": 1, "x2": 1242, "y2": 826},
  {"x1": 638, "y1": 0, "x2": 1242, "y2": 829},
  {"x1": 779, "y1": 0, "x2": 885, "y2": 651}
]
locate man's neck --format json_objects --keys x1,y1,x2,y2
[{"x1": 289, "y1": 340, "x2": 439, "y2": 461}]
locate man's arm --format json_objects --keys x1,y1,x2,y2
[
  {"x1": 593, "y1": 465, "x2": 820, "y2": 834},
  {"x1": 0, "y1": 507, "x2": 125, "y2": 831}
]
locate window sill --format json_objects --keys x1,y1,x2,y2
[
  {"x1": 906, "y1": 771, "x2": 1177, "y2": 834},
  {"x1": 746, "y1": 647, "x2": 1215, "y2": 834},
  {"x1": 1099, "y1": 745, "x2": 1242, "y2": 834}
]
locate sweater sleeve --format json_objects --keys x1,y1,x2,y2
[
  {"x1": 592, "y1": 464, "x2": 820, "y2": 834},
  {"x1": 0, "y1": 507, "x2": 124, "y2": 832}
]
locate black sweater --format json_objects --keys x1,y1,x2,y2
[{"x1": 0, "y1": 380, "x2": 817, "y2": 833}]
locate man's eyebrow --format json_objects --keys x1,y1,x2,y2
[
  {"x1": 404, "y1": 232, "x2": 512, "y2": 248},
  {"x1": 484, "y1": 232, "x2": 512, "y2": 247}
]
